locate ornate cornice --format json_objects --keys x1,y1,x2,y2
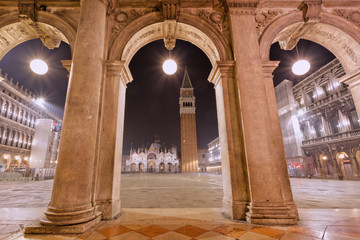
[
  {"x1": 333, "y1": 9, "x2": 360, "y2": 28},
  {"x1": 227, "y1": 1, "x2": 258, "y2": 15}
]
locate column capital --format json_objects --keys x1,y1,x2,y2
[
  {"x1": 339, "y1": 69, "x2": 360, "y2": 88},
  {"x1": 61, "y1": 60, "x2": 72, "y2": 73},
  {"x1": 262, "y1": 61, "x2": 280, "y2": 79},
  {"x1": 105, "y1": 60, "x2": 133, "y2": 86},
  {"x1": 227, "y1": 1, "x2": 258, "y2": 15},
  {"x1": 208, "y1": 61, "x2": 235, "y2": 87}
]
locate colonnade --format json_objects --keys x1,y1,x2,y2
[{"x1": 0, "y1": 98, "x2": 37, "y2": 128}]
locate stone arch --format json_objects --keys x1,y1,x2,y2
[
  {"x1": 109, "y1": 12, "x2": 232, "y2": 67},
  {"x1": 259, "y1": 11, "x2": 360, "y2": 74},
  {"x1": 0, "y1": 11, "x2": 76, "y2": 60}
]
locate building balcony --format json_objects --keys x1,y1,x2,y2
[
  {"x1": 302, "y1": 128, "x2": 360, "y2": 147},
  {"x1": 305, "y1": 89, "x2": 351, "y2": 112}
]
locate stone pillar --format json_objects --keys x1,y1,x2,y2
[
  {"x1": 94, "y1": 61, "x2": 132, "y2": 219},
  {"x1": 39, "y1": 0, "x2": 107, "y2": 228},
  {"x1": 262, "y1": 61, "x2": 299, "y2": 219},
  {"x1": 228, "y1": 5, "x2": 297, "y2": 225},
  {"x1": 208, "y1": 61, "x2": 250, "y2": 220},
  {"x1": 340, "y1": 70, "x2": 360, "y2": 119}
]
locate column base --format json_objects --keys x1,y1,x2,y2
[
  {"x1": 25, "y1": 214, "x2": 101, "y2": 234},
  {"x1": 246, "y1": 203, "x2": 297, "y2": 225},
  {"x1": 287, "y1": 201, "x2": 299, "y2": 220},
  {"x1": 41, "y1": 206, "x2": 98, "y2": 226},
  {"x1": 223, "y1": 198, "x2": 249, "y2": 220},
  {"x1": 96, "y1": 199, "x2": 121, "y2": 220}
]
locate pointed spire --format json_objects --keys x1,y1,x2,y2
[{"x1": 181, "y1": 67, "x2": 193, "y2": 88}]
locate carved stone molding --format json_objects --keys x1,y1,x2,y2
[
  {"x1": 298, "y1": 0, "x2": 322, "y2": 23},
  {"x1": 255, "y1": 10, "x2": 283, "y2": 35},
  {"x1": 161, "y1": 0, "x2": 179, "y2": 20},
  {"x1": 18, "y1": 1, "x2": 38, "y2": 23},
  {"x1": 182, "y1": 9, "x2": 225, "y2": 33},
  {"x1": 111, "y1": 9, "x2": 151, "y2": 35},
  {"x1": 163, "y1": 20, "x2": 177, "y2": 50},
  {"x1": 227, "y1": 1, "x2": 258, "y2": 15},
  {"x1": 333, "y1": 9, "x2": 360, "y2": 27}
]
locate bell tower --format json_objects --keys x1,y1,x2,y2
[{"x1": 179, "y1": 68, "x2": 198, "y2": 172}]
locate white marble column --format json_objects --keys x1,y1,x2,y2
[
  {"x1": 262, "y1": 61, "x2": 299, "y2": 219},
  {"x1": 40, "y1": 0, "x2": 107, "y2": 227},
  {"x1": 209, "y1": 61, "x2": 250, "y2": 220},
  {"x1": 94, "y1": 60, "x2": 131, "y2": 220},
  {"x1": 229, "y1": 5, "x2": 297, "y2": 225}
]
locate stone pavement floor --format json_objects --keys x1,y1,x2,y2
[{"x1": 0, "y1": 173, "x2": 360, "y2": 239}]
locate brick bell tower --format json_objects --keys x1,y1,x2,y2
[{"x1": 179, "y1": 68, "x2": 198, "y2": 172}]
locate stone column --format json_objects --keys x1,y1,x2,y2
[
  {"x1": 39, "y1": 0, "x2": 107, "y2": 227},
  {"x1": 94, "y1": 61, "x2": 132, "y2": 219},
  {"x1": 228, "y1": 5, "x2": 297, "y2": 225},
  {"x1": 209, "y1": 61, "x2": 250, "y2": 220},
  {"x1": 262, "y1": 61, "x2": 299, "y2": 219},
  {"x1": 340, "y1": 70, "x2": 360, "y2": 119}
]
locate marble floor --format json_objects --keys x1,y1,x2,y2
[{"x1": 0, "y1": 173, "x2": 360, "y2": 239}]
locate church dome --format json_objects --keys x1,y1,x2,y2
[{"x1": 149, "y1": 137, "x2": 162, "y2": 151}]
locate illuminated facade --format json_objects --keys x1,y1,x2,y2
[
  {"x1": 0, "y1": 70, "x2": 62, "y2": 172},
  {"x1": 207, "y1": 137, "x2": 221, "y2": 174},
  {"x1": 126, "y1": 138, "x2": 179, "y2": 173},
  {"x1": 276, "y1": 59, "x2": 360, "y2": 179}
]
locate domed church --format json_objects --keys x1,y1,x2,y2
[{"x1": 125, "y1": 137, "x2": 179, "y2": 173}]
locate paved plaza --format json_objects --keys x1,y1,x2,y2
[
  {"x1": 0, "y1": 173, "x2": 359, "y2": 209},
  {"x1": 0, "y1": 173, "x2": 360, "y2": 239}
]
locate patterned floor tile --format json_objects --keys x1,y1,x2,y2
[
  {"x1": 224, "y1": 229, "x2": 246, "y2": 238},
  {"x1": 196, "y1": 231, "x2": 223, "y2": 239},
  {"x1": 152, "y1": 231, "x2": 192, "y2": 240},
  {"x1": 83, "y1": 231, "x2": 107, "y2": 240},
  {"x1": 188, "y1": 222, "x2": 223, "y2": 230},
  {"x1": 323, "y1": 232, "x2": 360, "y2": 240},
  {"x1": 325, "y1": 226, "x2": 360, "y2": 238},
  {"x1": 250, "y1": 227, "x2": 286, "y2": 239},
  {"x1": 199, "y1": 235, "x2": 236, "y2": 240},
  {"x1": 212, "y1": 225, "x2": 233, "y2": 235},
  {"x1": 281, "y1": 232, "x2": 321, "y2": 240},
  {"x1": 156, "y1": 223, "x2": 187, "y2": 230},
  {"x1": 238, "y1": 232, "x2": 278, "y2": 240},
  {"x1": 288, "y1": 226, "x2": 324, "y2": 239},
  {"x1": 109, "y1": 231, "x2": 150, "y2": 240},
  {"x1": 174, "y1": 225, "x2": 208, "y2": 238},
  {"x1": 96, "y1": 225, "x2": 131, "y2": 238},
  {"x1": 135, "y1": 225, "x2": 169, "y2": 238}
]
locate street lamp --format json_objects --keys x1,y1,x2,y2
[
  {"x1": 30, "y1": 59, "x2": 48, "y2": 75},
  {"x1": 292, "y1": 45, "x2": 310, "y2": 75},
  {"x1": 162, "y1": 59, "x2": 177, "y2": 75}
]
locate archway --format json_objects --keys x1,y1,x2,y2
[
  {"x1": 264, "y1": 10, "x2": 360, "y2": 212},
  {"x1": 97, "y1": 18, "x2": 248, "y2": 221},
  {"x1": 159, "y1": 162, "x2": 165, "y2": 173}
]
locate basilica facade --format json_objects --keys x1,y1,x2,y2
[{"x1": 125, "y1": 138, "x2": 179, "y2": 173}]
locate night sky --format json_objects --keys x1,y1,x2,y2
[{"x1": 0, "y1": 38, "x2": 335, "y2": 154}]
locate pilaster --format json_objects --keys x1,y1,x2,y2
[
  {"x1": 340, "y1": 69, "x2": 360, "y2": 119},
  {"x1": 262, "y1": 61, "x2": 299, "y2": 220},
  {"x1": 229, "y1": 6, "x2": 297, "y2": 224},
  {"x1": 209, "y1": 61, "x2": 250, "y2": 220},
  {"x1": 94, "y1": 60, "x2": 131, "y2": 220}
]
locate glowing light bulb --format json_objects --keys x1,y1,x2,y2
[
  {"x1": 30, "y1": 59, "x2": 48, "y2": 75},
  {"x1": 162, "y1": 59, "x2": 177, "y2": 75},
  {"x1": 292, "y1": 60, "x2": 310, "y2": 75}
]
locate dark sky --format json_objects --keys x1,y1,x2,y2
[
  {"x1": 0, "y1": 39, "x2": 71, "y2": 113},
  {"x1": 271, "y1": 39, "x2": 336, "y2": 86},
  {"x1": 0, "y1": 38, "x2": 335, "y2": 154}
]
